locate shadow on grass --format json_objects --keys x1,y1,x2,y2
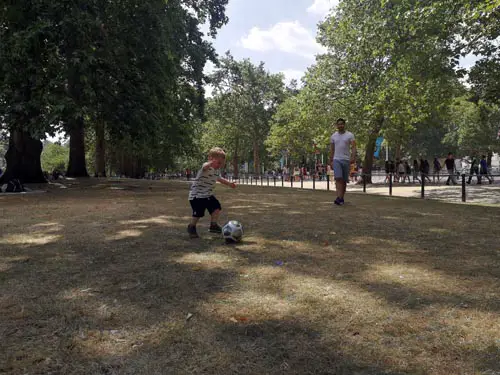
[{"x1": 1, "y1": 179, "x2": 499, "y2": 374}]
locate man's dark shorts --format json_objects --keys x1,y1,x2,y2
[{"x1": 189, "y1": 196, "x2": 222, "y2": 218}]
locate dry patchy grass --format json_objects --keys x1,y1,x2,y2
[{"x1": 0, "y1": 179, "x2": 499, "y2": 375}]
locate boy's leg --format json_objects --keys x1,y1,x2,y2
[
  {"x1": 188, "y1": 199, "x2": 204, "y2": 238},
  {"x1": 208, "y1": 197, "x2": 223, "y2": 233},
  {"x1": 210, "y1": 209, "x2": 221, "y2": 226}
]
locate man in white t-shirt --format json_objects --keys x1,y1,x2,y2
[{"x1": 329, "y1": 118, "x2": 356, "y2": 205}]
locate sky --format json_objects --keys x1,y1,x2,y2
[
  {"x1": 203, "y1": 0, "x2": 478, "y2": 94},
  {"x1": 47, "y1": 0, "x2": 478, "y2": 142},
  {"x1": 203, "y1": 0, "x2": 336, "y2": 89}
]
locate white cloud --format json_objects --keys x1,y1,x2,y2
[
  {"x1": 307, "y1": 0, "x2": 339, "y2": 16},
  {"x1": 240, "y1": 21, "x2": 325, "y2": 59}
]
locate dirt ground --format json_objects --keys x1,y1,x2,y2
[{"x1": 1, "y1": 178, "x2": 499, "y2": 375}]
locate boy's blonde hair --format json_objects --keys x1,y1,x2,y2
[{"x1": 208, "y1": 147, "x2": 226, "y2": 159}]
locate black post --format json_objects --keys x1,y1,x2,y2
[
  {"x1": 291, "y1": 175, "x2": 293, "y2": 188},
  {"x1": 462, "y1": 174, "x2": 466, "y2": 202},
  {"x1": 421, "y1": 173, "x2": 425, "y2": 199},
  {"x1": 363, "y1": 174, "x2": 366, "y2": 193},
  {"x1": 267, "y1": 176, "x2": 269, "y2": 186},
  {"x1": 281, "y1": 175, "x2": 284, "y2": 187},
  {"x1": 261, "y1": 175, "x2": 263, "y2": 186},
  {"x1": 313, "y1": 174, "x2": 316, "y2": 190},
  {"x1": 301, "y1": 175, "x2": 303, "y2": 189},
  {"x1": 274, "y1": 176, "x2": 276, "y2": 187},
  {"x1": 389, "y1": 173, "x2": 393, "y2": 196},
  {"x1": 327, "y1": 174, "x2": 330, "y2": 191}
]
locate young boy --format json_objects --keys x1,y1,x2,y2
[{"x1": 187, "y1": 147, "x2": 236, "y2": 238}]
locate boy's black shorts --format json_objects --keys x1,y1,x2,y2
[{"x1": 190, "y1": 196, "x2": 222, "y2": 218}]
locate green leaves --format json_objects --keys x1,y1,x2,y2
[{"x1": 205, "y1": 53, "x2": 287, "y2": 173}]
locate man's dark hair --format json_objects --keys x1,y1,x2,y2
[
  {"x1": 448, "y1": 152, "x2": 453, "y2": 156},
  {"x1": 336, "y1": 118, "x2": 346, "y2": 124}
]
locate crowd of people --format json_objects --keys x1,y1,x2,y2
[{"x1": 384, "y1": 153, "x2": 494, "y2": 185}]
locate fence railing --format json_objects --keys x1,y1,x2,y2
[{"x1": 216, "y1": 172, "x2": 498, "y2": 203}]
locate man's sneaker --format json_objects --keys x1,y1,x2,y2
[
  {"x1": 334, "y1": 197, "x2": 344, "y2": 206},
  {"x1": 187, "y1": 225, "x2": 199, "y2": 239},
  {"x1": 209, "y1": 223, "x2": 222, "y2": 234}
]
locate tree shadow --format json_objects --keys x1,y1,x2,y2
[{"x1": 1, "y1": 179, "x2": 500, "y2": 374}]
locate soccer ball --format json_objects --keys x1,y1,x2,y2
[{"x1": 222, "y1": 220, "x2": 243, "y2": 243}]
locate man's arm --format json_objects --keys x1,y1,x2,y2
[
  {"x1": 217, "y1": 176, "x2": 236, "y2": 188},
  {"x1": 329, "y1": 143, "x2": 335, "y2": 167}
]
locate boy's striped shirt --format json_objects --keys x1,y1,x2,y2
[{"x1": 188, "y1": 167, "x2": 218, "y2": 200}]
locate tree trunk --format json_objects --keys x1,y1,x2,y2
[
  {"x1": 0, "y1": 129, "x2": 46, "y2": 184},
  {"x1": 66, "y1": 117, "x2": 89, "y2": 177},
  {"x1": 487, "y1": 149, "x2": 493, "y2": 168},
  {"x1": 363, "y1": 118, "x2": 384, "y2": 184},
  {"x1": 395, "y1": 143, "x2": 401, "y2": 160},
  {"x1": 253, "y1": 140, "x2": 260, "y2": 176},
  {"x1": 95, "y1": 121, "x2": 106, "y2": 177}
]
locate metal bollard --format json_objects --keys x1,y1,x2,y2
[
  {"x1": 421, "y1": 173, "x2": 425, "y2": 199},
  {"x1": 327, "y1": 174, "x2": 330, "y2": 191},
  {"x1": 313, "y1": 175, "x2": 316, "y2": 190},
  {"x1": 389, "y1": 173, "x2": 393, "y2": 196},
  {"x1": 282, "y1": 175, "x2": 284, "y2": 187},
  {"x1": 363, "y1": 174, "x2": 366, "y2": 193},
  {"x1": 462, "y1": 174, "x2": 466, "y2": 202},
  {"x1": 301, "y1": 175, "x2": 303, "y2": 189}
]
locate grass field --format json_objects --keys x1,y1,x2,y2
[{"x1": 1, "y1": 179, "x2": 499, "y2": 375}]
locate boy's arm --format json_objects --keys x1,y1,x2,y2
[{"x1": 217, "y1": 176, "x2": 236, "y2": 188}]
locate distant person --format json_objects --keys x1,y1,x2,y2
[
  {"x1": 384, "y1": 160, "x2": 390, "y2": 183},
  {"x1": 433, "y1": 157, "x2": 441, "y2": 182},
  {"x1": 330, "y1": 118, "x2": 356, "y2": 206},
  {"x1": 423, "y1": 160, "x2": 431, "y2": 182},
  {"x1": 412, "y1": 160, "x2": 421, "y2": 183},
  {"x1": 444, "y1": 152, "x2": 457, "y2": 185},
  {"x1": 402, "y1": 161, "x2": 411, "y2": 183},
  {"x1": 479, "y1": 155, "x2": 493, "y2": 184},
  {"x1": 467, "y1": 156, "x2": 480, "y2": 184},
  {"x1": 397, "y1": 160, "x2": 407, "y2": 182}
]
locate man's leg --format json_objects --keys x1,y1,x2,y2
[{"x1": 335, "y1": 178, "x2": 345, "y2": 199}]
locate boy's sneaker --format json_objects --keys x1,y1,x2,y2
[
  {"x1": 209, "y1": 223, "x2": 222, "y2": 234},
  {"x1": 187, "y1": 225, "x2": 199, "y2": 239}
]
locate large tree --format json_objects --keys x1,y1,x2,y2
[
  {"x1": 0, "y1": 0, "x2": 229, "y2": 183},
  {"x1": 301, "y1": 0, "x2": 461, "y2": 181},
  {"x1": 0, "y1": 2, "x2": 64, "y2": 183},
  {"x1": 208, "y1": 53, "x2": 286, "y2": 175}
]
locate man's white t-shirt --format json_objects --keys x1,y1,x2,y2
[{"x1": 330, "y1": 131, "x2": 355, "y2": 161}]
